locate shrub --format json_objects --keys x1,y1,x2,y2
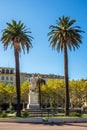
[
  {"x1": 0, "y1": 111, "x2": 7, "y2": 118},
  {"x1": 9, "y1": 110, "x2": 15, "y2": 114},
  {"x1": 51, "y1": 109, "x2": 57, "y2": 116},
  {"x1": 22, "y1": 111, "x2": 29, "y2": 118},
  {"x1": 70, "y1": 112, "x2": 82, "y2": 117}
]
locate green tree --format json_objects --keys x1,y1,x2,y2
[
  {"x1": 48, "y1": 16, "x2": 83, "y2": 115},
  {"x1": 41, "y1": 79, "x2": 65, "y2": 108},
  {"x1": 69, "y1": 80, "x2": 86, "y2": 108},
  {"x1": 1, "y1": 20, "x2": 33, "y2": 116},
  {"x1": 21, "y1": 81, "x2": 29, "y2": 110},
  {"x1": 5, "y1": 84, "x2": 16, "y2": 110},
  {"x1": 0, "y1": 83, "x2": 6, "y2": 105}
]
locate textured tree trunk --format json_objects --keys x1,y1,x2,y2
[
  {"x1": 64, "y1": 44, "x2": 69, "y2": 116},
  {"x1": 39, "y1": 84, "x2": 41, "y2": 109},
  {"x1": 37, "y1": 78, "x2": 45, "y2": 109},
  {"x1": 14, "y1": 49, "x2": 21, "y2": 117}
]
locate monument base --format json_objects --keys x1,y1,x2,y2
[
  {"x1": 27, "y1": 104, "x2": 40, "y2": 109},
  {"x1": 27, "y1": 91, "x2": 40, "y2": 109}
]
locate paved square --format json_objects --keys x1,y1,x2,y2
[{"x1": 0, "y1": 122, "x2": 87, "y2": 130}]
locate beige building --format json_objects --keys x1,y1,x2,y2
[
  {"x1": 0, "y1": 67, "x2": 27, "y2": 85},
  {"x1": 0, "y1": 67, "x2": 64, "y2": 85},
  {"x1": 0, "y1": 67, "x2": 15, "y2": 85}
]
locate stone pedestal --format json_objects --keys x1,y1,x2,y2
[{"x1": 27, "y1": 91, "x2": 40, "y2": 109}]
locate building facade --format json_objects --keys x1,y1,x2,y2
[
  {"x1": 0, "y1": 67, "x2": 64, "y2": 85},
  {"x1": 0, "y1": 67, "x2": 15, "y2": 85}
]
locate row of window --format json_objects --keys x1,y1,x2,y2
[
  {"x1": 0, "y1": 76, "x2": 13, "y2": 81},
  {"x1": 6, "y1": 82, "x2": 13, "y2": 85},
  {"x1": 0, "y1": 69, "x2": 14, "y2": 74}
]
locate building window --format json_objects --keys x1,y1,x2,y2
[
  {"x1": 6, "y1": 69, "x2": 9, "y2": 74},
  {"x1": 6, "y1": 76, "x2": 9, "y2": 80},
  {"x1": 2, "y1": 69, "x2": 5, "y2": 74},
  {"x1": 6, "y1": 76, "x2": 8, "y2": 80},
  {"x1": 6, "y1": 82, "x2": 9, "y2": 85},
  {"x1": 10, "y1": 82, "x2": 13, "y2": 85},
  {"x1": 6, "y1": 82, "x2": 13, "y2": 85},
  {"x1": 10, "y1": 76, "x2": 13, "y2": 81},
  {"x1": 10, "y1": 69, "x2": 13, "y2": 74},
  {"x1": 1, "y1": 76, "x2": 4, "y2": 80}
]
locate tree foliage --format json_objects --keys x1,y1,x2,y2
[
  {"x1": 0, "y1": 79, "x2": 87, "y2": 110},
  {"x1": 21, "y1": 81, "x2": 29, "y2": 103}
]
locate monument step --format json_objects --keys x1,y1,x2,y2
[{"x1": 26, "y1": 109, "x2": 52, "y2": 117}]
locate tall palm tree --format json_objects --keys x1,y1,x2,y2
[
  {"x1": 48, "y1": 16, "x2": 84, "y2": 116},
  {"x1": 1, "y1": 20, "x2": 33, "y2": 116},
  {"x1": 36, "y1": 76, "x2": 45, "y2": 109}
]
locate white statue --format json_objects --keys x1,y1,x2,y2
[
  {"x1": 29, "y1": 75, "x2": 37, "y2": 92},
  {"x1": 27, "y1": 75, "x2": 40, "y2": 109}
]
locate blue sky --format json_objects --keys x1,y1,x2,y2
[{"x1": 0, "y1": 0, "x2": 87, "y2": 80}]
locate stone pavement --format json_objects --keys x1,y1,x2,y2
[
  {"x1": 0, "y1": 117, "x2": 87, "y2": 123},
  {"x1": 0, "y1": 122, "x2": 87, "y2": 130}
]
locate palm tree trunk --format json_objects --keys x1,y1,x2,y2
[
  {"x1": 64, "y1": 44, "x2": 69, "y2": 116},
  {"x1": 39, "y1": 84, "x2": 41, "y2": 109},
  {"x1": 14, "y1": 49, "x2": 21, "y2": 117}
]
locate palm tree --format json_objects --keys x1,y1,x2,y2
[
  {"x1": 1, "y1": 20, "x2": 33, "y2": 116},
  {"x1": 36, "y1": 76, "x2": 45, "y2": 109},
  {"x1": 48, "y1": 16, "x2": 84, "y2": 116}
]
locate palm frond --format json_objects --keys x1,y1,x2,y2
[
  {"x1": 1, "y1": 20, "x2": 33, "y2": 53},
  {"x1": 48, "y1": 16, "x2": 84, "y2": 51}
]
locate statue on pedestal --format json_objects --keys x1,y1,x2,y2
[{"x1": 27, "y1": 75, "x2": 40, "y2": 109}]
